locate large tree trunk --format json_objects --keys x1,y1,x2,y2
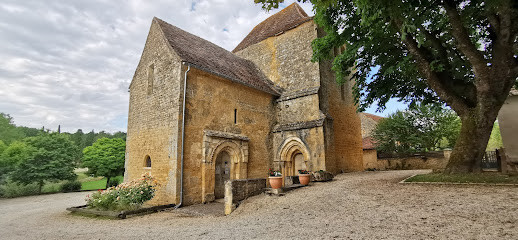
[{"x1": 444, "y1": 105, "x2": 500, "y2": 173}]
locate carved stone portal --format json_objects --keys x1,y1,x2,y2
[{"x1": 201, "y1": 130, "x2": 249, "y2": 203}]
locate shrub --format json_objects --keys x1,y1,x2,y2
[
  {"x1": 0, "y1": 181, "x2": 39, "y2": 198},
  {"x1": 107, "y1": 178, "x2": 120, "y2": 188},
  {"x1": 86, "y1": 173, "x2": 158, "y2": 211},
  {"x1": 61, "y1": 181, "x2": 82, "y2": 192}
]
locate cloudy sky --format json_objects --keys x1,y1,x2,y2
[{"x1": 0, "y1": 0, "x2": 404, "y2": 133}]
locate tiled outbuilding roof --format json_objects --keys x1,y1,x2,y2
[
  {"x1": 362, "y1": 113, "x2": 384, "y2": 123},
  {"x1": 232, "y1": 3, "x2": 312, "y2": 53},
  {"x1": 362, "y1": 137, "x2": 377, "y2": 150},
  {"x1": 155, "y1": 18, "x2": 281, "y2": 96}
]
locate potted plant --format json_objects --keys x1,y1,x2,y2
[
  {"x1": 268, "y1": 168, "x2": 282, "y2": 189},
  {"x1": 298, "y1": 169, "x2": 311, "y2": 185}
]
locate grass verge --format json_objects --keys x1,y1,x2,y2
[{"x1": 405, "y1": 173, "x2": 518, "y2": 184}]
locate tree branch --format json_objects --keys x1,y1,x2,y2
[
  {"x1": 443, "y1": 1, "x2": 489, "y2": 77},
  {"x1": 400, "y1": 30, "x2": 473, "y2": 116}
]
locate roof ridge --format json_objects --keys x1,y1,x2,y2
[
  {"x1": 232, "y1": 3, "x2": 311, "y2": 53},
  {"x1": 153, "y1": 17, "x2": 281, "y2": 96}
]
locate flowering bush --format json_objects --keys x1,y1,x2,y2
[
  {"x1": 298, "y1": 169, "x2": 310, "y2": 174},
  {"x1": 269, "y1": 168, "x2": 282, "y2": 177},
  {"x1": 86, "y1": 173, "x2": 158, "y2": 211}
]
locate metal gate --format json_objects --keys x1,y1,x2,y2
[{"x1": 481, "y1": 150, "x2": 499, "y2": 169}]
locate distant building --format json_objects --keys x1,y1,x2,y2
[{"x1": 359, "y1": 113, "x2": 384, "y2": 169}]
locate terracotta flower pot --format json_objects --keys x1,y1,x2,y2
[
  {"x1": 269, "y1": 176, "x2": 283, "y2": 189},
  {"x1": 298, "y1": 174, "x2": 310, "y2": 185}
]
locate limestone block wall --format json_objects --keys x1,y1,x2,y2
[
  {"x1": 275, "y1": 87, "x2": 323, "y2": 125},
  {"x1": 364, "y1": 151, "x2": 451, "y2": 170},
  {"x1": 498, "y1": 95, "x2": 518, "y2": 162},
  {"x1": 224, "y1": 178, "x2": 267, "y2": 215},
  {"x1": 234, "y1": 21, "x2": 320, "y2": 92},
  {"x1": 125, "y1": 19, "x2": 182, "y2": 205},
  {"x1": 181, "y1": 68, "x2": 275, "y2": 205},
  {"x1": 317, "y1": 30, "x2": 364, "y2": 173},
  {"x1": 272, "y1": 127, "x2": 326, "y2": 174}
]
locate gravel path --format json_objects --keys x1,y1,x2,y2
[{"x1": 1, "y1": 170, "x2": 517, "y2": 239}]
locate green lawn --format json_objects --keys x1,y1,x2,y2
[
  {"x1": 405, "y1": 173, "x2": 518, "y2": 184},
  {"x1": 81, "y1": 175, "x2": 124, "y2": 190}
]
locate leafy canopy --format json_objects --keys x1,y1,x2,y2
[
  {"x1": 257, "y1": 0, "x2": 517, "y2": 111},
  {"x1": 82, "y1": 137, "x2": 126, "y2": 186},
  {"x1": 9, "y1": 133, "x2": 78, "y2": 191},
  {"x1": 373, "y1": 104, "x2": 460, "y2": 153}
]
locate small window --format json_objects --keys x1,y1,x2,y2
[
  {"x1": 145, "y1": 155, "x2": 151, "y2": 168},
  {"x1": 147, "y1": 64, "x2": 154, "y2": 95},
  {"x1": 234, "y1": 109, "x2": 237, "y2": 124}
]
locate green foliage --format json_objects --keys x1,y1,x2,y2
[
  {"x1": 0, "y1": 141, "x2": 37, "y2": 181},
  {"x1": 61, "y1": 180, "x2": 82, "y2": 192},
  {"x1": 373, "y1": 104, "x2": 460, "y2": 153},
  {"x1": 0, "y1": 113, "x2": 26, "y2": 145},
  {"x1": 65, "y1": 129, "x2": 127, "y2": 165},
  {"x1": 0, "y1": 140, "x2": 6, "y2": 155},
  {"x1": 0, "y1": 181, "x2": 40, "y2": 198},
  {"x1": 86, "y1": 174, "x2": 157, "y2": 211},
  {"x1": 82, "y1": 138, "x2": 126, "y2": 188},
  {"x1": 107, "y1": 178, "x2": 121, "y2": 188},
  {"x1": 10, "y1": 133, "x2": 78, "y2": 192},
  {"x1": 486, "y1": 122, "x2": 503, "y2": 151},
  {"x1": 406, "y1": 173, "x2": 518, "y2": 184}
]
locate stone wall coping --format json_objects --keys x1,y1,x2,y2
[
  {"x1": 204, "y1": 130, "x2": 250, "y2": 141},
  {"x1": 272, "y1": 117, "x2": 325, "y2": 132},
  {"x1": 228, "y1": 178, "x2": 266, "y2": 183},
  {"x1": 276, "y1": 86, "x2": 320, "y2": 103}
]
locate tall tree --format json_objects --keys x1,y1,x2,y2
[
  {"x1": 10, "y1": 134, "x2": 78, "y2": 193},
  {"x1": 257, "y1": 0, "x2": 518, "y2": 173},
  {"x1": 373, "y1": 104, "x2": 460, "y2": 153},
  {"x1": 81, "y1": 138, "x2": 126, "y2": 188},
  {"x1": 0, "y1": 113, "x2": 25, "y2": 145}
]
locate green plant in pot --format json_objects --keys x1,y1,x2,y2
[
  {"x1": 298, "y1": 169, "x2": 311, "y2": 185},
  {"x1": 268, "y1": 168, "x2": 282, "y2": 189}
]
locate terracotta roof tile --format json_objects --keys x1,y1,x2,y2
[
  {"x1": 362, "y1": 113, "x2": 384, "y2": 122},
  {"x1": 154, "y1": 18, "x2": 281, "y2": 96},
  {"x1": 362, "y1": 137, "x2": 377, "y2": 150},
  {"x1": 232, "y1": 3, "x2": 312, "y2": 53}
]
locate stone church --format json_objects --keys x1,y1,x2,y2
[{"x1": 125, "y1": 3, "x2": 363, "y2": 206}]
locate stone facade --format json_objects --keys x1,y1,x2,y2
[
  {"x1": 498, "y1": 91, "x2": 518, "y2": 162},
  {"x1": 125, "y1": 3, "x2": 364, "y2": 206}
]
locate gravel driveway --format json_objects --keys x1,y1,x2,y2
[{"x1": 1, "y1": 170, "x2": 517, "y2": 239}]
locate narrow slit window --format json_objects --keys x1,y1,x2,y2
[
  {"x1": 147, "y1": 64, "x2": 154, "y2": 95},
  {"x1": 145, "y1": 155, "x2": 151, "y2": 168},
  {"x1": 234, "y1": 109, "x2": 237, "y2": 124}
]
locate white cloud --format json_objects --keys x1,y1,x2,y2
[{"x1": 0, "y1": 0, "x2": 313, "y2": 133}]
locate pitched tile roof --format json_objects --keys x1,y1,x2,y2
[
  {"x1": 361, "y1": 113, "x2": 384, "y2": 123},
  {"x1": 154, "y1": 18, "x2": 281, "y2": 96},
  {"x1": 362, "y1": 137, "x2": 377, "y2": 150},
  {"x1": 232, "y1": 3, "x2": 312, "y2": 53}
]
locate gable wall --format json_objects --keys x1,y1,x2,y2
[
  {"x1": 125, "y1": 20, "x2": 183, "y2": 205},
  {"x1": 234, "y1": 21, "x2": 320, "y2": 92},
  {"x1": 181, "y1": 67, "x2": 275, "y2": 205}
]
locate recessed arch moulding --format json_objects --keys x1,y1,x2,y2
[{"x1": 201, "y1": 130, "x2": 249, "y2": 203}]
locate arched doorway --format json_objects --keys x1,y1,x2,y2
[
  {"x1": 214, "y1": 151, "x2": 231, "y2": 199},
  {"x1": 278, "y1": 137, "x2": 310, "y2": 185}
]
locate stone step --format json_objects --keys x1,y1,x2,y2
[{"x1": 265, "y1": 184, "x2": 307, "y2": 195}]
